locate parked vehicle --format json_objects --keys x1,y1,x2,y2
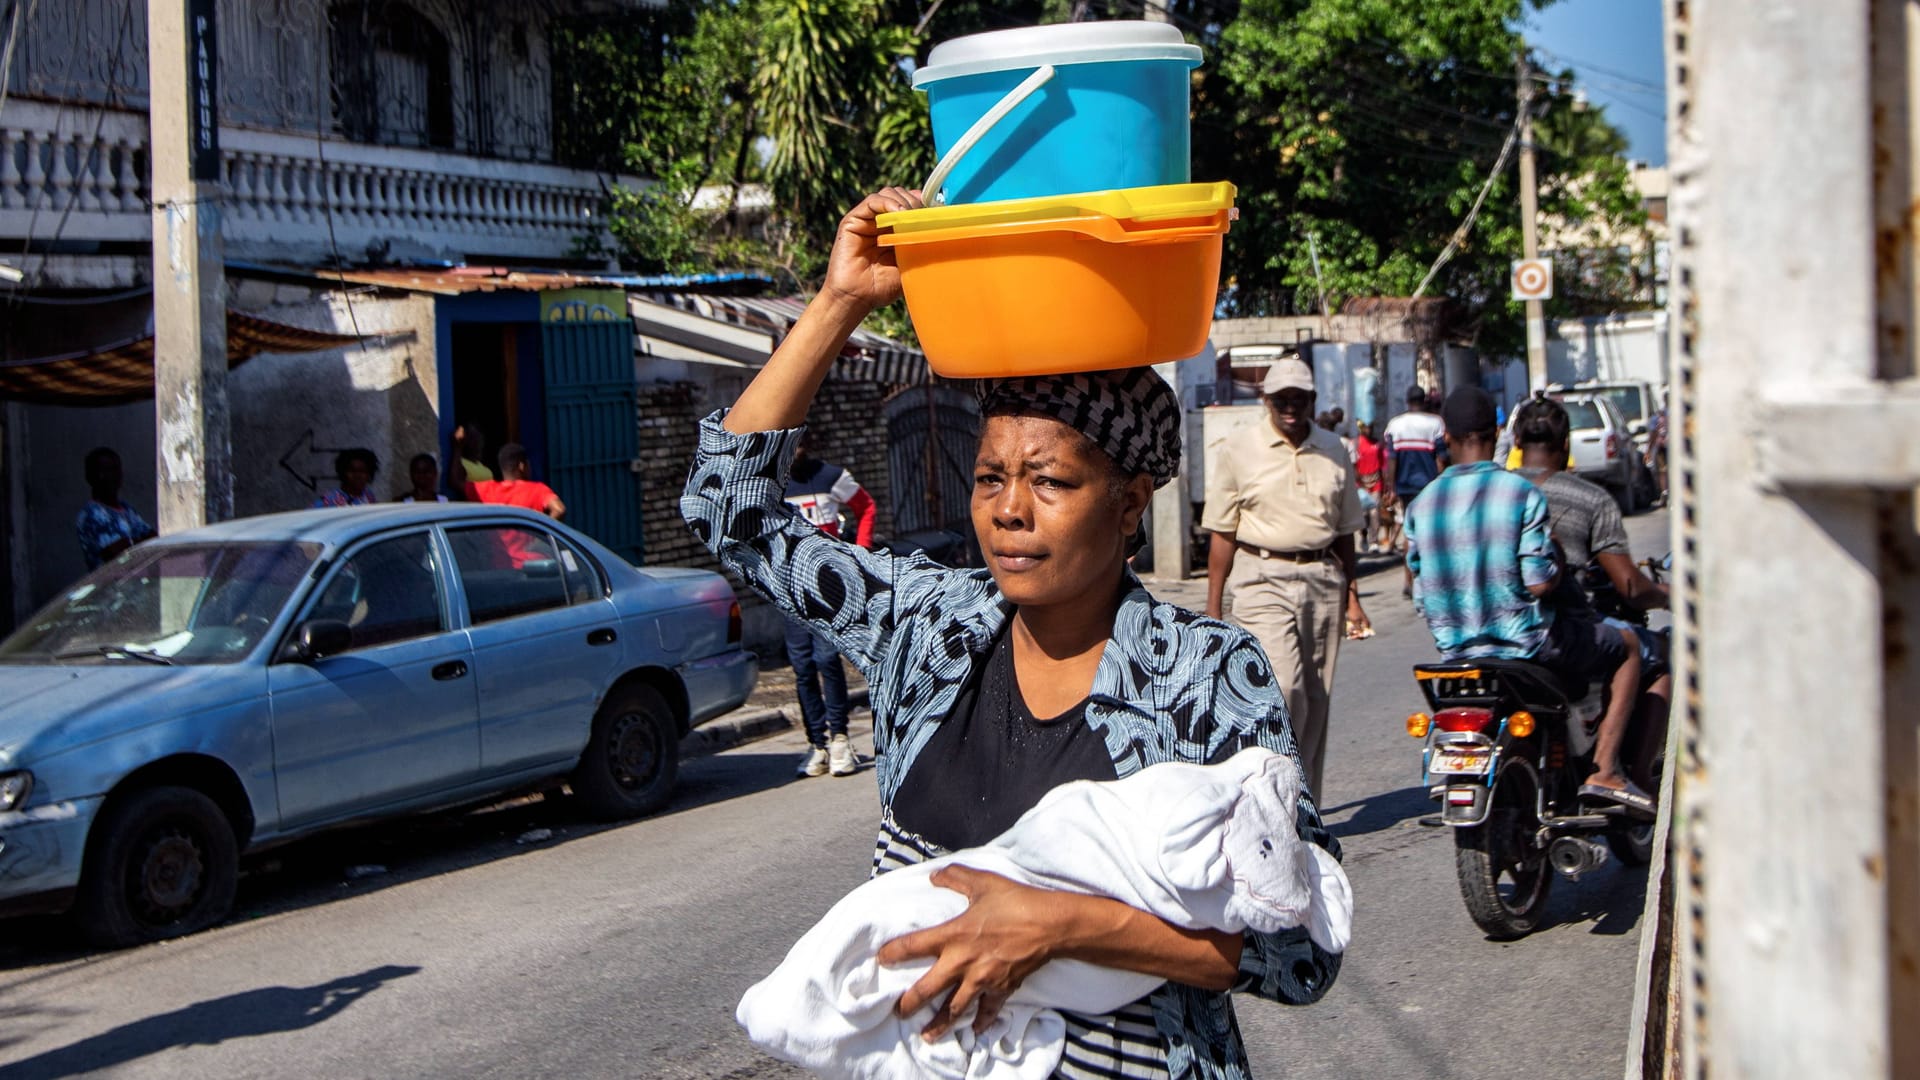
[
  {"x1": 1566, "y1": 379, "x2": 1658, "y2": 455},
  {"x1": 1405, "y1": 557, "x2": 1669, "y2": 938},
  {"x1": 1556, "y1": 392, "x2": 1651, "y2": 512},
  {"x1": 1563, "y1": 379, "x2": 1663, "y2": 505},
  {"x1": 0, "y1": 504, "x2": 756, "y2": 946}
]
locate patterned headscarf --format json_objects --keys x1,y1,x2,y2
[{"x1": 975, "y1": 367, "x2": 1183, "y2": 489}]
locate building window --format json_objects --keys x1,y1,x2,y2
[{"x1": 330, "y1": 1, "x2": 456, "y2": 150}]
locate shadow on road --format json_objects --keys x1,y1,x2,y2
[
  {"x1": 1323, "y1": 786, "x2": 1433, "y2": 839},
  {"x1": 1533, "y1": 862, "x2": 1649, "y2": 938},
  {"x1": 0, "y1": 751, "x2": 807, "y2": 971},
  {"x1": 0, "y1": 964, "x2": 418, "y2": 1079}
]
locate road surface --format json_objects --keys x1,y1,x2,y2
[{"x1": 0, "y1": 511, "x2": 1669, "y2": 1079}]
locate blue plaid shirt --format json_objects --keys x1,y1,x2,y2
[{"x1": 1404, "y1": 461, "x2": 1558, "y2": 659}]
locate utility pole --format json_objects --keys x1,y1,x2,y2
[
  {"x1": 148, "y1": 0, "x2": 232, "y2": 531},
  {"x1": 1516, "y1": 45, "x2": 1547, "y2": 389}
]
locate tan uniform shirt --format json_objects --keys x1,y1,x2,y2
[{"x1": 1201, "y1": 416, "x2": 1364, "y2": 551}]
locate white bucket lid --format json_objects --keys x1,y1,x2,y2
[{"x1": 912, "y1": 21, "x2": 1202, "y2": 88}]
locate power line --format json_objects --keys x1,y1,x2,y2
[
  {"x1": 1533, "y1": 46, "x2": 1663, "y2": 92},
  {"x1": 1412, "y1": 110, "x2": 1523, "y2": 299},
  {"x1": 0, "y1": 0, "x2": 41, "y2": 123},
  {"x1": 311, "y1": 16, "x2": 368, "y2": 351}
]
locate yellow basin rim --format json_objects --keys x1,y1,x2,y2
[{"x1": 878, "y1": 181, "x2": 1238, "y2": 233}]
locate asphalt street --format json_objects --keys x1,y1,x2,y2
[{"x1": 0, "y1": 510, "x2": 1670, "y2": 1080}]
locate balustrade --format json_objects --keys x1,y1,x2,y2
[{"x1": 0, "y1": 100, "x2": 623, "y2": 265}]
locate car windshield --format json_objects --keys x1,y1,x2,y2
[
  {"x1": 0, "y1": 541, "x2": 321, "y2": 665},
  {"x1": 1586, "y1": 387, "x2": 1645, "y2": 423},
  {"x1": 1561, "y1": 400, "x2": 1605, "y2": 431}
]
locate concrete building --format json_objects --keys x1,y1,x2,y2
[{"x1": 0, "y1": 0, "x2": 663, "y2": 623}]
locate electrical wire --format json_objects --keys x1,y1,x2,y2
[
  {"x1": 1532, "y1": 47, "x2": 1663, "y2": 92},
  {"x1": 0, "y1": 0, "x2": 40, "y2": 124},
  {"x1": 311, "y1": 12, "x2": 367, "y2": 350},
  {"x1": 1411, "y1": 110, "x2": 1523, "y2": 299}
]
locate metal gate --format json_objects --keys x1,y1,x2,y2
[
  {"x1": 540, "y1": 301, "x2": 642, "y2": 564},
  {"x1": 884, "y1": 384, "x2": 980, "y2": 538}
]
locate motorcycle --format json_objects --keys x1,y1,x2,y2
[{"x1": 1406, "y1": 556, "x2": 1670, "y2": 939}]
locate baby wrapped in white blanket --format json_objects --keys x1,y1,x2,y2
[{"x1": 735, "y1": 746, "x2": 1352, "y2": 1080}]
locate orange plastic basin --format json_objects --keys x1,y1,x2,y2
[{"x1": 878, "y1": 209, "x2": 1232, "y2": 379}]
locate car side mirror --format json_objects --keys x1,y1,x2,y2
[
  {"x1": 1628, "y1": 419, "x2": 1648, "y2": 436},
  {"x1": 283, "y1": 619, "x2": 353, "y2": 663}
]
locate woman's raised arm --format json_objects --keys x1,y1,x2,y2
[{"x1": 723, "y1": 187, "x2": 923, "y2": 434}]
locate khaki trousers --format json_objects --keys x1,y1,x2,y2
[{"x1": 1227, "y1": 554, "x2": 1345, "y2": 799}]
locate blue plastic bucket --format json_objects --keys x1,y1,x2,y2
[{"x1": 914, "y1": 22, "x2": 1203, "y2": 205}]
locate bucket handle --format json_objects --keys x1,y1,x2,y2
[{"x1": 921, "y1": 64, "x2": 1056, "y2": 206}]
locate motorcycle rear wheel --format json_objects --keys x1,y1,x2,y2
[
  {"x1": 1454, "y1": 767, "x2": 1553, "y2": 939},
  {"x1": 1607, "y1": 822, "x2": 1657, "y2": 866}
]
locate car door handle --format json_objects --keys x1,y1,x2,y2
[
  {"x1": 432, "y1": 660, "x2": 469, "y2": 681},
  {"x1": 587, "y1": 628, "x2": 617, "y2": 647}
]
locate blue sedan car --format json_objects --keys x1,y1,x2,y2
[{"x1": 0, "y1": 503, "x2": 757, "y2": 946}]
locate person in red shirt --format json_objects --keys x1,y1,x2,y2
[
  {"x1": 466, "y1": 443, "x2": 567, "y2": 567},
  {"x1": 1353, "y1": 421, "x2": 1385, "y2": 554}
]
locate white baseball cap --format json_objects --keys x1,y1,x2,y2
[{"x1": 1261, "y1": 357, "x2": 1315, "y2": 394}]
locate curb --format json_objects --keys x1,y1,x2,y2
[{"x1": 680, "y1": 687, "x2": 873, "y2": 760}]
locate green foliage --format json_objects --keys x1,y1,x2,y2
[
  {"x1": 556, "y1": 0, "x2": 1652, "y2": 356},
  {"x1": 753, "y1": 0, "x2": 924, "y2": 246}
]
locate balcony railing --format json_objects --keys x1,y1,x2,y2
[{"x1": 0, "y1": 100, "x2": 634, "y2": 276}]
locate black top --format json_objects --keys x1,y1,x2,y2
[{"x1": 891, "y1": 627, "x2": 1118, "y2": 852}]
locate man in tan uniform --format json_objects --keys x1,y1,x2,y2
[{"x1": 1203, "y1": 357, "x2": 1370, "y2": 798}]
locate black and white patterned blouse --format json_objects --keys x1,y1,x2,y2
[{"x1": 683, "y1": 413, "x2": 1344, "y2": 1080}]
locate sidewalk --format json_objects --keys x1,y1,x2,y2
[
  {"x1": 679, "y1": 653, "x2": 872, "y2": 760},
  {"x1": 680, "y1": 552, "x2": 1407, "y2": 760}
]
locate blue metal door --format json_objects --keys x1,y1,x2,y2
[{"x1": 540, "y1": 290, "x2": 642, "y2": 562}]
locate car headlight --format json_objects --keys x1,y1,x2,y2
[{"x1": 0, "y1": 771, "x2": 31, "y2": 812}]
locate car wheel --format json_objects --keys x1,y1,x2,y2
[
  {"x1": 76, "y1": 785, "x2": 239, "y2": 949},
  {"x1": 572, "y1": 683, "x2": 680, "y2": 821}
]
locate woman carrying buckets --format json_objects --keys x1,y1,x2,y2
[
  {"x1": 697, "y1": 25, "x2": 1340, "y2": 1080},
  {"x1": 695, "y1": 185, "x2": 1341, "y2": 1078}
]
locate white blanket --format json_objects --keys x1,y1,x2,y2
[{"x1": 736, "y1": 747, "x2": 1352, "y2": 1080}]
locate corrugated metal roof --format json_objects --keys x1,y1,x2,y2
[
  {"x1": 327, "y1": 266, "x2": 624, "y2": 295},
  {"x1": 0, "y1": 312, "x2": 393, "y2": 406},
  {"x1": 637, "y1": 291, "x2": 926, "y2": 385}
]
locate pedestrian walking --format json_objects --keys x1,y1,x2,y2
[
  {"x1": 784, "y1": 431, "x2": 875, "y2": 779},
  {"x1": 75, "y1": 447, "x2": 155, "y2": 571},
  {"x1": 683, "y1": 187, "x2": 1341, "y2": 1080},
  {"x1": 313, "y1": 448, "x2": 379, "y2": 508},
  {"x1": 1353, "y1": 421, "x2": 1385, "y2": 553},
  {"x1": 1201, "y1": 357, "x2": 1370, "y2": 799},
  {"x1": 1382, "y1": 383, "x2": 1448, "y2": 596}
]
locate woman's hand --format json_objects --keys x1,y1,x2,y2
[
  {"x1": 877, "y1": 865, "x2": 1062, "y2": 1041},
  {"x1": 822, "y1": 187, "x2": 924, "y2": 316}
]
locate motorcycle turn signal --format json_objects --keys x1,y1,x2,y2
[
  {"x1": 1406, "y1": 712, "x2": 1432, "y2": 737},
  {"x1": 1508, "y1": 710, "x2": 1536, "y2": 737}
]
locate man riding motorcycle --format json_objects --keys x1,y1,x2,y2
[
  {"x1": 1511, "y1": 394, "x2": 1672, "y2": 784},
  {"x1": 1404, "y1": 388, "x2": 1651, "y2": 815}
]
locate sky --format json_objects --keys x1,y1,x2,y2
[{"x1": 1526, "y1": 0, "x2": 1668, "y2": 166}]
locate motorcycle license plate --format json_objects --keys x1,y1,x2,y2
[{"x1": 1430, "y1": 748, "x2": 1492, "y2": 775}]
